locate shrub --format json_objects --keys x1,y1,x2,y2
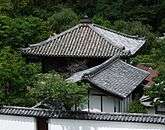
[{"x1": 128, "y1": 100, "x2": 147, "y2": 113}]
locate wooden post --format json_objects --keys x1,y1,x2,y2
[
  {"x1": 101, "y1": 96, "x2": 103, "y2": 112},
  {"x1": 88, "y1": 89, "x2": 90, "y2": 112},
  {"x1": 36, "y1": 118, "x2": 48, "y2": 130},
  {"x1": 41, "y1": 58, "x2": 46, "y2": 73}
]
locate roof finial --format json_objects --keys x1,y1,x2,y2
[{"x1": 80, "y1": 15, "x2": 92, "y2": 24}]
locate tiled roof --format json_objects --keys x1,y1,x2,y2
[
  {"x1": 0, "y1": 106, "x2": 165, "y2": 125},
  {"x1": 21, "y1": 23, "x2": 145, "y2": 58},
  {"x1": 92, "y1": 24, "x2": 145, "y2": 55},
  {"x1": 68, "y1": 56, "x2": 149, "y2": 98}
]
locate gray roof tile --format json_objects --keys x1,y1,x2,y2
[
  {"x1": 68, "y1": 56, "x2": 149, "y2": 98},
  {"x1": 21, "y1": 23, "x2": 145, "y2": 57}
]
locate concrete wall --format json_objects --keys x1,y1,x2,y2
[
  {"x1": 0, "y1": 115, "x2": 36, "y2": 130},
  {"x1": 49, "y1": 119, "x2": 165, "y2": 130}
]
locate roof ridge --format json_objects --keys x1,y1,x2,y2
[
  {"x1": 93, "y1": 24, "x2": 145, "y2": 40},
  {"x1": 83, "y1": 55, "x2": 119, "y2": 79}
]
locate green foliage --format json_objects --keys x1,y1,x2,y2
[
  {"x1": 48, "y1": 8, "x2": 79, "y2": 33},
  {"x1": 134, "y1": 39, "x2": 165, "y2": 68},
  {"x1": 95, "y1": 0, "x2": 123, "y2": 20},
  {"x1": 112, "y1": 20, "x2": 157, "y2": 52},
  {"x1": 135, "y1": 39, "x2": 165, "y2": 107},
  {"x1": 0, "y1": 0, "x2": 30, "y2": 16},
  {"x1": 0, "y1": 16, "x2": 50, "y2": 48},
  {"x1": 146, "y1": 81, "x2": 165, "y2": 106},
  {"x1": 145, "y1": 39, "x2": 165, "y2": 104},
  {"x1": 128, "y1": 100, "x2": 147, "y2": 113},
  {"x1": 0, "y1": 47, "x2": 41, "y2": 106},
  {"x1": 29, "y1": 73, "x2": 88, "y2": 110},
  {"x1": 92, "y1": 15, "x2": 111, "y2": 28}
]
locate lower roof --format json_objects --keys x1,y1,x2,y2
[
  {"x1": 0, "y1": 106, "x2": 165, "y2": 125},
  {"x1": 67, "y1": 56, "x2": 149, "y2": 98}
]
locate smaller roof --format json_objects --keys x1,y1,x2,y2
[{"x1": 67, "y1": 56, "x2": 149, "y2": 98}]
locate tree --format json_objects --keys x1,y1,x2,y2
[
  {"x1": 145, "y1": 39, "x2": 165, "y2": 106},
  {"x1": 92, "y1": 15, "x2": 111, "y2": 28},
  {"x1": 95, "y1": 0, "x2": 123, "y2": 20},
  {"x1": 0, "y1": 47, "x2": 41, "y2": 106},
  {"x1": 48, "y1": 8, "x2": 79, "y2": 33},
  {"x1": 29, "y1": 73, "x2": 88, "y2": 110},
  {"x1": 0, "y1": 16, "x2": 50, "y2": 48},
  {"x1": 146, "y1": 81, "x2": 165, "y2": 106},
  {"x1": 0, "y1": 0, "x2": 30, "y2": 16}
]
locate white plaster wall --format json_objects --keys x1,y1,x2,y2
[
  {"x1": 49, "y1": 119, "x2": 165, "y2": 130},
  {"x1": 0, "y1": 115, "x2": 36, "y2": 130}
]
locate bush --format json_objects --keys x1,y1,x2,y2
[
  {"x1": 29, "y1": 73, "x2": 88, "y2": 110},
  {"x1": 128, "y1": 100, "x2": 147, "y2": 113}
]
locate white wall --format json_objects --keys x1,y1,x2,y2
[
  {"x1": 49, "y1": 119, "x2": 165, "y2": 130},
  {"x1": 81, "y1": 89, "x2": 132, "y2": 113},
  {"x1": 0, "y1": 115, "x2": 36, "y2": 130}
]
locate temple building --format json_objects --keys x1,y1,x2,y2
[
  {"x1": 21, "y1": 17, "x2": 146, "y2": 76},
  {"x1": 21, "y1": 17, "x2": 150, "y2": 113}
]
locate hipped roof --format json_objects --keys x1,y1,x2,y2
[{"x1": 21, "y1": 23, "x2": 145, "y2": 58}]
